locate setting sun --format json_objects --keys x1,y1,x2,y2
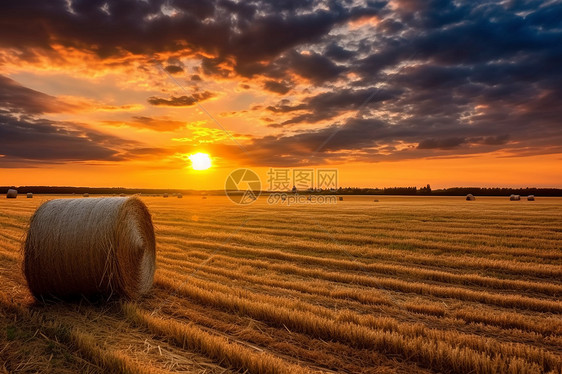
[{"x1": 188, "y1": 153, "x2": 212, "y2": 170}]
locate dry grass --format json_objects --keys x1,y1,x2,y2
[{"x1": 0, "y1": 195, "x2": 561, "y2": 373}]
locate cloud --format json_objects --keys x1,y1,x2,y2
[
  {"x1": 147, "y1": 91, "x2": 215, "y2": 107},
  {"x1": 0, "y1": 75, "x2": 76, "y2": 114},
  {"x1": 1, "y1": 0, "x2": 561, "y2": 167},
  {"x1": 263, "y1": 80, "x2": 292, "y2": 95},
  {"x1": 266, "y1": 87, "x2": 399, "y2": 127},
  {"x1": 284, "y1": 51, "x2": 345, "y2": 83},
  {"x1": 103, "y1": 116, "x2": 188, "y2": 132},
  {"x1": 0, "y1": 113, "x2": 135, "y2": 165},
  {"x1": 417, "y1": 137, "x2": 466, "y2": 150},
  {"x1": 164, "y1": 65, "x2": 184, "y2": 74}
]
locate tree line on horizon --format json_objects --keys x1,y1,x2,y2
[
  {"x1": 329, "y1": 186, "x2": 562, "y2": 196},
  {"x1": 2, "y1": 185, "x2": 562, "y2": 196}
]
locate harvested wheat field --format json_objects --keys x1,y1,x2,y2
[{"x1": 1, "y1": 195, "x2": 561, "y2": 374}]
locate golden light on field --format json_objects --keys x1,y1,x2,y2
[
  {"x1": 1, "y1": 196, "x2": 561, "y2": 373},
  {"x1": 188, "y1": 153, "x2": 212, "y2": 171}
]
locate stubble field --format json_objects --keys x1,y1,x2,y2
[{"x1": 0, "y1": 195, "x2": 561, "y2": 373}]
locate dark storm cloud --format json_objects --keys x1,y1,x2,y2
[
  {"x1": 0, "y1": 75, "x2": 73, "y2": 114},
  {"x1": 267, "y1": 87, "x2": 400, "y2": 127},
  {"x1": 417, "y1": 137, "x2": 466, "y2": 150},
  {"x1": 147, "y1": 91, "x2": 215, "y2": 107},
  {"x1": 0, "y1": 113, "x2": 134, "y2": 164},
  {"x1": 164, "y1": 65, "x2": 184, "y2": 75},
  {"x1": 263, "y1": 80, "x2": 292, "y2": 95},
  {"x1": 251, "y1": 0, "x2": 562, "y2": 162},
  {"x1": 0, "y1": 0, "x2": 378, "y2": 67},
  {"x1": 235, "y1": 113, "x2": 560, "y2": 166},
  {"x1": 282, "y1": 51, "x2": 346, "y2": 83},
  {"x1": 1, "y1": 0, "x2": 562, "y2": 164},
  {"x1": 325, "y1": 43, "x2": 355, "y2": 62}
]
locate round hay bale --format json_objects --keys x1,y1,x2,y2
[
  {"x1": 338, "y1": 196, "x2": 344, "y2": 201},
  {"x1": 27, "y1": 193, "x2": 33, "y2": 198},
  {"x1": 23, "y1": 197, "x2": 156, "y2": 300},
  {"x1": 466, "y1": 194, "x2": 475, "y2": 201},
  {"x1": 527, "y1": 195, "x2": 535, "y2": 201},
  {"x1": 510, "y1": 194, "x2": 520, "y2": 201},
  {"x1": 177, "y1": 193, "x2": 183, "y2": 198},
  {"x1": 83, "y1": 193, "x2": 89, "y2": 197},
  {"x1": 6, "y1": 189, "x2": 17, "y2": 198},
  {"x1": 163, "y1": 193, "x2": 168, "y2": 198}
]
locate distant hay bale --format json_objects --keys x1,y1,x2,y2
[
  {"x1": 83, "y1": 193, "x2": 89, "y2": 197},
  {"x1": 6, "y1": 189, "x2": 17, "y2": 198},
  {"x1": 373, "y1": 199, "x2": 379, "y2": 202},
  {"x1": 510, "y1": 194, "x2": 520, "y2": 201},
  {"x1": 202, "y1": 196, "x2": 207, "y2": 200},
  {"x1": 23, "y1": 197, "x2": 156, "y2": 300},
  {"x1": 163, "y1": 193, "x2": 168, "y2": 198},
  {"x1": 527, "y1": 195, "x2": 535, "y2": 201},
  {"x1": 338, "y1": 196, "x2": 343, "y2": 201},
  {"x1": 27, "y1": 193, "x2": 33, "y2": 198},
  {"x1": 119, "y1": 193, "x2": 125, "y2": 197},
  {"x1": 177, "y1": 193, "x2": 183, "y2": 198},
  {"x1": 466, "y1": 194, "x2": 475, "y2": 201}
]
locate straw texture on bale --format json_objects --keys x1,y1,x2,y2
[
  {"x1": 27, "y1": 192, "x2": 33, "y2": 198},
  {"x1": 527, "y1": 195, "x2": 535, "y2": 201},
  {"x1": 466, "y1": 194, "x2": 475, "y2": 201},
  {"x1": 23, "y1": 197, "x2": 156, "y2": 300},
  {"x1": 6, "y1": 189, "x2": 17, "y2": 198}
]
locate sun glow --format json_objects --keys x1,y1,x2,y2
[{"x1": 188, "y1": 153, "x2": 212, "y2": 170}]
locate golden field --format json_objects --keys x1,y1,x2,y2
[{"x1": 0, "y1": 195, "x2": 561, "y2": 373}]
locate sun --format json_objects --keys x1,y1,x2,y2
[{"x1": 188, "y1": 153, "x2": 212, "y2": 170}]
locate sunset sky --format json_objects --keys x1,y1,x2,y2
[{"x1": 1, "y1": 0, "x2": 561, "y2": 189}]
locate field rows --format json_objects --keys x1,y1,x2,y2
[{"x1": 1, "y1": 196, "x2": 561, "y2": 373}]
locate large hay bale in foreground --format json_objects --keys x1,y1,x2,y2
[
  {"x1": 6, "y1": 189, "x2": 17, "y2": 198},
  {"x1": 527, "y1": 195, "x2": 535, "y2": 201},
  {"x1": 466, "y1": 194, "x2": 475, "y2": 201},
  {"x1": 27, "y1": 193, "x2": 33, "y2": 198},
  {"x1": 23, "y1": 197, "x2": 156, "y2": 300}
]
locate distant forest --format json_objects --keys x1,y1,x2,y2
[
  {"x1": 2, "y1": 185, "x2": 562, "y2": 196},
  {"x1": 331, "y1": 186, "x2": 562, "y2": 196}
]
